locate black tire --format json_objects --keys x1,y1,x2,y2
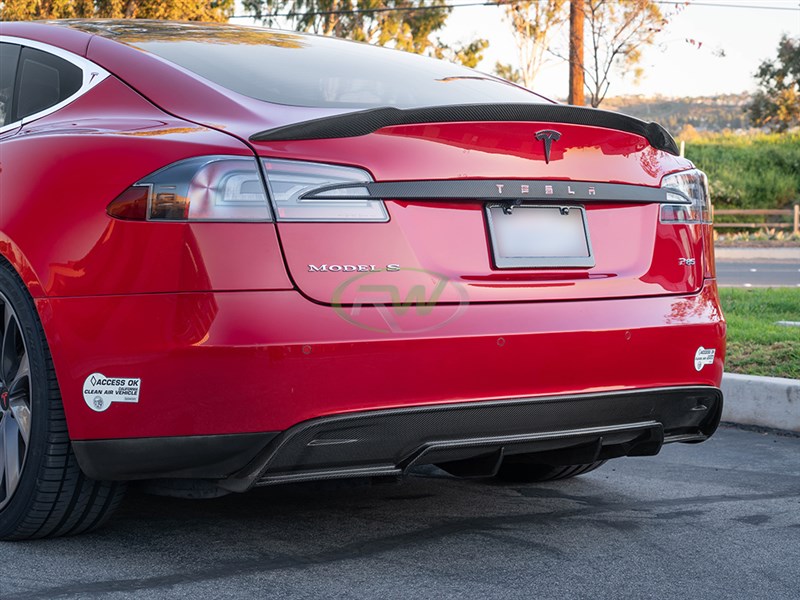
[
  {"x1": 495, "y1": 459, "x2": 606, "y2": 483},
  {"x1": 0, "y1": 262, "x2": 125, "y2": 540}
]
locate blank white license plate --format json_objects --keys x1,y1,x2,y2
[{"x1": 486, "y1": 205, "x2": 595, "y2": 268}]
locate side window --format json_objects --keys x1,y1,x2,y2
[
  {"x1": 0, "y1": 43, "x2": 20, "y2": 127},
  {"x1": 13, "y1": 46, "x2": 82, "y2": 122}
]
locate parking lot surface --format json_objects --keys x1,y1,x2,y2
[{"x1": 1, "y1": 426, "x2": 798, "y2": 599}]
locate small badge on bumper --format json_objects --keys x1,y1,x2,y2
[
  {"x1": 82, "y1": 373, "x2": 141, "y2": 412},
  {"x1": 694, "y1": 347, "x2": 716, "y2": 371}
]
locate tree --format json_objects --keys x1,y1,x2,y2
[
  {"x1": 0, "y1": 0, "x2": 233, "y2": 20},
  {"x1": 242, "y1": 1, "x2": 487, "y2": 67},
  {"x1": 493, "y1": 0, "x2": 567, "y2": 89},
  {"x1": 583, "y1": 0, "x2": 665, "y2": 107},
  {"x1": 494, "y1": 62, "x2": 522, "y2": 85},
  {"x1": 676, "y1": 123, "x2": 701, "y2": 142},
  {"x1": 747, "y1": 35, "x2": 800, "y2": 132},
  {"x1": 0, "y1": 0, "x2": 93, "y2": 19},
  {"x1": 434, "y1": 38, "x2": 489, "y2": 69},
  {"x1": 567, "y1": 0, "x2": 585, "y2": 105}
]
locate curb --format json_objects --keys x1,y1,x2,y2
[
  {"x1": 715, "y1": 247, "x2": 800, "y2": 261},
  {"x1": 721, "y1": 373, "x2": 800, "y2": 432}
]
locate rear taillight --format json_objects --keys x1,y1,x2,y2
[
  {"x1": 108, "y1": 156, "x2": 388, "y2": 223},
  {"x1": 263, "y1": 159, "x2": 388, "y2": 222},
  {"x1": 108, "y1": 156, "x2": 271, "y2": 222},
  {"x1": 660, "y1": 169, "x2": 711, "y2": 224},
  {"x1": 660, "y1": 168, "x2": 716, "y2": 278}
]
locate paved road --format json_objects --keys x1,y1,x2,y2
[
  {"x1": 716, "y1": 260, "x2": 800, "y2": 287},
  {"x1": 1, "y1": 426, "x2": 799, "y2": 599}
]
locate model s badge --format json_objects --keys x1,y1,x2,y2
[
  {"x1": 535, "y1": 129, "x2": 562, "y2": 164},
  {"x1": 308, "y1": 264, "x2": 401, "y2": 272}
]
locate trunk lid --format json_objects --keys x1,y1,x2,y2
[{"x1": 255, "y1": 121, "x2": 704, "y2": 310}]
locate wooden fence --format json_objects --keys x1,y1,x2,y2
[{"x1": 712, "y1": 204, "x2": 800, "y2": 235}]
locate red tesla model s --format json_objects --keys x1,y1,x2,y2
[{"x1": 0, "y1": 20, "x2": 725, "y2": 539}]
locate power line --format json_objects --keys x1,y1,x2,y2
[
  {"x1": 657, "y1": 1, "x2": 800, "y2": 10},
  {"x1": 230, "y1": 0, "x2": 800, "y2": 21},
  {"x1": 235, "y1": 1, "x2": 511, "y2": 20}
]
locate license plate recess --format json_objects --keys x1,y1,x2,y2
[{"x1": 485, "y1": 204, "x2": 595, "y2": 269}]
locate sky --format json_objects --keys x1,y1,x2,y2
[
  {"x1": 232, "y1": 1, "x2": 800, "y2": 99},
  {"x1": 441, "y1": 0, "x2": 800, "y2": 98}
]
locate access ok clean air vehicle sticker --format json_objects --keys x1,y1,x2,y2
[
  {"x1": 694, "y1": 347, "x2": 716, "y2": 372},
  {"x1": 82, "y1": 373, "x2": 141, "y2": 412}
]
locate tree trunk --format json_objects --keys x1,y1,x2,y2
[{"x1": 568, "y1": 0, "x2": 585, "y2": 106}]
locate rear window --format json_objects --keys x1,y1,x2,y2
[
  {"x1": 0, "y1": 43, "x2": 20, "y2": 126},
  {"x1": 130, "y1": 30, "x2": 546, "y2": 109},
  {"x1": 15, "y1": 47, "x2": 82, "y2": 120}
]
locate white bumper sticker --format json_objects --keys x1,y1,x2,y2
[
  {"x1": 694, "y1": 347, "x2": 716, "y2": 371},
  {"x1": 82, "y1": 373, "x2": 141, "y2": 412}
]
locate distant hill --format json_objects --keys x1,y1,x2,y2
[{"x1": 601, "y1": 93, "x2": 752, "y2": 135}]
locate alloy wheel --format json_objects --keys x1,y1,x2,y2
[{"x1": 0, "y1": 292, "x2": 32, "y2": 511}]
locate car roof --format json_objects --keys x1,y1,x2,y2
[{"x1": 40, "y1": 19, "x2": 312, "y2": 44}]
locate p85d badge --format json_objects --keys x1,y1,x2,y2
[{"x1": 82, "y1": 373, "x2": 141, "y2": 412}]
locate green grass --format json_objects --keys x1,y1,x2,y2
[
  {"x1": 684, "y1": 132, "x2": 800, "y2": 211},
  {"x1": 720, "y1": 287, "x2": 800, "y2": 379}
]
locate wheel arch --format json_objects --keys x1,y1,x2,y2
[
  {"x1": 0, "y1": 237, "x2": 73, "y2": 414},
  {"x1": 0, "y1": 235, "x2": 46, "y2": 299}
]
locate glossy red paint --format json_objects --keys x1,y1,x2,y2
[
  {"x1": 0, "y1": 21, "x2": 724, "y2": 449},
  {"x1": 252, "y1": 122, "x2": 688, "y2": 185},
  {"x1": 0, "y1": 75, "x2": 290, "y2": 297},
  {"x1": 0, "y1": 21, "x2": 91, "y2": 56},
  {"x1": 277, "y1": 202, "x2": 705, "y2": 305},
  {"x1": 39, "y1": 282, "x2": 725, "y2": 440},
  {"x1": 259, "y1": 122, "x2": 704, "y2": 304}
]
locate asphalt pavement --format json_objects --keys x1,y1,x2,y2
[
  {"x1": 714, "y1": 246, "x2": 800, "y2": 287},
  {"x1": 716, "y1": 260, "x2": 800, "y2": 287},
  {"x1": 1, "y1": 426, "x2": 798, "y2": 599}
]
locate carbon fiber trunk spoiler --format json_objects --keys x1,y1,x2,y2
[{"x1": 250, "y1": 103, "x2": 679, "y2": 155}]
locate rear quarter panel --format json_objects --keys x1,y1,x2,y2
[{"x1": 0, "y1": 75, "x2": 291, "y2": 297}]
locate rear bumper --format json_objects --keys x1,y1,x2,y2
[
  {"x1": 38, "y1": 282, "x2": 725, "y2": 441},
  {"x1": 72, "y1": 385, "x2": 723, "y2": 487}
]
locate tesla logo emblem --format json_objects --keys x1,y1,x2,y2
[{"x1": 535, "y1": 129, "x2": 562, "y2": 164}]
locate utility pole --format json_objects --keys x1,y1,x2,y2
[{"x1": 568, "y1": 0, "x2": 585, "y2": 106}]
